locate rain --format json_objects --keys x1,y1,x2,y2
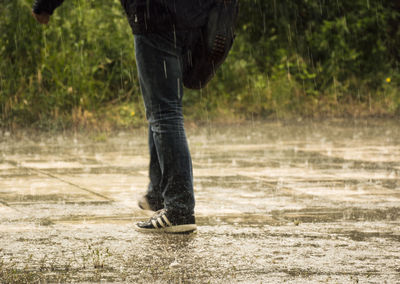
[{"x1": 0, "y1": 0, "x2": 399, "y2": 283}]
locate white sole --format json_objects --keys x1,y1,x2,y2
[{"x1": 135, "y1": 224, "x2": 197, "y2": 234}]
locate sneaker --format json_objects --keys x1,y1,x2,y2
[
  {"x1": 138, "y1": 195, "x2": 162, "y2": 212},
  {"x1": 135, "y1": 209, "x2": 197, "y2": 234}
]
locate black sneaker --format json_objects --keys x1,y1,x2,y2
[
  {"x1": 135, "y1": 209, "x2": 197, "y2": 234},
  {"x1": 138, "y1": 195, "x2": 163, "y2": 212}
]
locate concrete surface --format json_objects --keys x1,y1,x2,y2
[{"x1": 0, "y1": 119, "x2": 399, "y2": 283}]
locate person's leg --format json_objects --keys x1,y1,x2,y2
[
  {"x1": 142, "y1": 124, "x2": 163, "y2": 211},
  {"x1": 134, "y1": 31, "x2": 195, "y2": 217}
]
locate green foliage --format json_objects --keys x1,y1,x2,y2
[
  {"x1": 0, "y1": 0, "x2": 399, "y2": 129},
  {"x1": 216, "y1": 0, "x2": 399, "y2": 119},
  {"x1": 0, "y1": 0, "x2": 140, "y2": 129}
]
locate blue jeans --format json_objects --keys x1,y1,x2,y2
[{"x1": 134, "y1": 30, "x2": 200, "y2": 215}]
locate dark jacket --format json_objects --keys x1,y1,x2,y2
[{"x1": 33, "y1": 0, "x2": 215, "y2": 34}]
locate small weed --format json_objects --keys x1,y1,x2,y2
[{"x1": 87, "y1": 245, "x2": 112, "y2": 269}]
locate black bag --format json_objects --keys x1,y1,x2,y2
[{"x1": 183, "y1": 0, "x2": 239, "y2": 90}]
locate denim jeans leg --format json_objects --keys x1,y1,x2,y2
[
  {"x1": 145, "y1": 124, "x2": 163, "y2": 210},
  {"x1": 134, "y1": 31, "x2": 195, "y2": 215}
]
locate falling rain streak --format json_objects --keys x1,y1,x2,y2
[{"x1": 163, "y1": 60, "x2": 168, "y2": 79}]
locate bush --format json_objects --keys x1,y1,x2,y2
[
  {"x1": 0, "y1": 0, "x2": 399, "y2": 129},
  {"x1": 0, "y1": 0, "x2": 140, "y2": 129}
]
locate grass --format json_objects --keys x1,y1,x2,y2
[{"x1": 1, "y1": 0, "x2": 399, "y2": 132}]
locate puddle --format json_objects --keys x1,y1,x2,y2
[{"x1": 0, "y1": 119, "x2": 400, "y2": 282}]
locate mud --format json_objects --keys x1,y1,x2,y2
[{"x1": 0, "y1": 119, "x2": 399, "y2": 283}]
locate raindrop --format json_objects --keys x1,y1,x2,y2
[
  {"x1": 169, "y1": 260, "x2": 180, "y2": 268},
  {"x1": 163, "y1": 60, "x2": 167, "y2": 78}
]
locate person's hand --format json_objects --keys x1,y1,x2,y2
[{"x1": 32, "y1": 11, "x2": 50, "y2": 24}]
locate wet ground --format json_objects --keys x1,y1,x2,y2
[{"x1": 0, "y1": 119, "x2": 399, "y2": 283}]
